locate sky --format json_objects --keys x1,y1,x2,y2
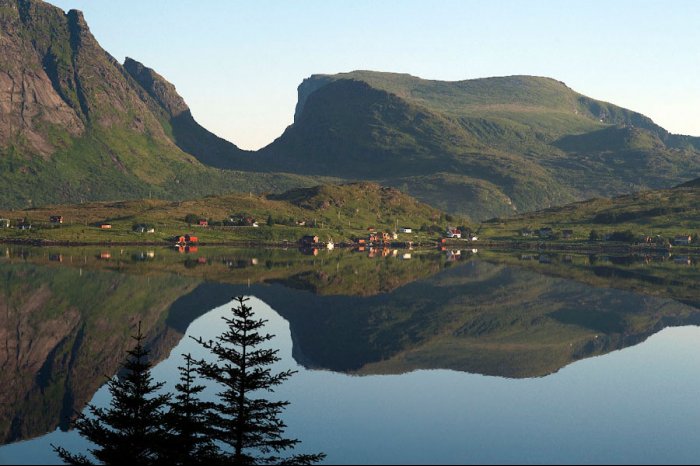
[{"x1": 48, "y1": 0, "x2": 700, "y2": 150}]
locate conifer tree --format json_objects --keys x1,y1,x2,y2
[
  {"x1": 53, "y1": 324, "x2": 171, "y2": 465},
  {"x1": 192, "y1": 296, "x2": 325, "y2": 465},
  {"x1": 162, "y1": 353, "x2": 217, "y2": 465}
]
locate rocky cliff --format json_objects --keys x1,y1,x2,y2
[{"x1": 0, "y1": 0, "x2": 309, "y2": 207}]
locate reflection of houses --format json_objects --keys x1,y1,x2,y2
[
  {"x1": 674, "y1": 235, "x2": 692, "y2": 246},
  {"x1": 299, "y1": 247, "x2": 319, "y2": 256},
  {"x1": 673, "y1": 255, "x2": 692, "y2": 265},
  {"x1": 538, "y1": 254, "x2": 552, "y2": 264},
  {"x1": 446, "y1": 250, "x2": 462, "y2": 262}
]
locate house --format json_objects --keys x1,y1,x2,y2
[
  {"x1": 18, "y1": 223, "x2": 32, "y2": 230},
  {"x1": 538, "y1": 227, "x2": 553, "y2": 238},
  {"x1": 400, "y1": 227, "x2": 412, "y2": 233},
  {"x1": 521, "y1": 228, "x2": 534, "y2": 237},
  {"x1": 0, "y1": 219, "x2": 9, "y2": 228},
  {"x1": 446, "y1": 228, "x2": 462, "y2": 239},
  {"x1": 468, "y1": 235, "x2": 479, "y2": 241},
  {"x1": 49, "y1": 215, "x2": 63, "y2": 224},
  {"x1": 100, "y1": 224, "x2": 112, "y2": 229},
  {"x1": 176, "y1": 234, "x2": 198, "y2": 244},
  {"x1": 300, "y1": 235, "x2": 319, "y2": 246},
  {"x1": 562, "y1": 229, "x2": 573, "y2": 239},
  {"x1": 674, "y1": 235, "x2": 692, "y2": 245},
  {"x1": 198, "y1": 220, "x2": 208, "y2": 227},
  {"x1": 133, "y1": 223, "x2": 154, "y2": 233}
]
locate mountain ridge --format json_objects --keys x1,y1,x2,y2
[{"x1": 2, "y1": 0, "x2": 700, "y2": 220}]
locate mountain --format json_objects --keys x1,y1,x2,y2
[
  {"x1": 122, "y1": 57, "x2": 250, "y2": 169},
  {"x1": 246, "y1": 71, "x2": 700, "y2": 220},
  {"x1": 0, "y1": 0, "x2": 321, "y2": 208},
  {"x1": 3, "y1": 0, "x2": 700, "y2": 220}
]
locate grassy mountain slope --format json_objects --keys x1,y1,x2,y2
[
  {"x1": 250, "y1": 71, "x2": 700, "y2": 220},
  {"x1": 481, "y1": 181, "x2": 700, "y2": 242},
  {"x1": 0, "y1": 182, "x2": 452, "y2": 244},
  {"x1": 0, "y1": 0, "x2": 324, "y2": 207}
]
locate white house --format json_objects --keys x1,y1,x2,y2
[
  {"x1": 446, "y1": 228, "x2": 462, "y2": 239},
  {"x1": 400, "y1": 227, "x2": 412, "y2": 234}
]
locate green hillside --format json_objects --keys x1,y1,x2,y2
[
  {"x1": 248, "y1": 71, "x2": 700, "y2": 220},
  {"x1": 0, "y1": 182, "x2": 455, "y2": 244},
  {"x1": 480, "y1": 182, "x2": 700, "y2": 243}
]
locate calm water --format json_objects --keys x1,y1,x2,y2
[{"x1": 2, "y1": 247, "x2": 700, "y2": 464}]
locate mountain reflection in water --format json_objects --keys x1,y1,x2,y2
[{"x1": 2, "y1": 246, "x2": 700, "y2": 449}]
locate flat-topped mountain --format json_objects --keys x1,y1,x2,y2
[{"x1": 249, "y1": 71, "x2": 700, "y2": 219}]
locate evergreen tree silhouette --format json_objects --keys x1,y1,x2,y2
[
  {"x1": 162, "y1": 353, "x2": 217, "y2": 465},
  {"x1": 192, "y1": 296, "x2": 325, "y2": 465},
  {"x1": 53, "y1": 323, "x2": 170, "y2": 465}
]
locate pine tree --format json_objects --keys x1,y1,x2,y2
[
  {"x1": 53, "y1": 323, "x2": 171, "y2": 465},
  {"x1": 162, "y1": 353, "x2": 217, "y2": 465},
  {"x1": 192, "y1": 296, "x2": 325, "y2": 465}
]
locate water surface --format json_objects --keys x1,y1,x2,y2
[{"x1": 2, "y1": 247, "x2": 700, "y2": 464}]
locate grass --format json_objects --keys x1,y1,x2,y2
[
  {"x1": 479, "y1": 186, "x2": 700, "y2": 244},
  {"x1": 0, "y1": 182, "x2": 463, "y2": 245}
]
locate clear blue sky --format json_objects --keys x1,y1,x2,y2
[{"x1": 49, "y1": 0, "x2": 700, "y2": 150}]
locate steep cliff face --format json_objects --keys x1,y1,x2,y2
[
  {"x1": 0, "y1": 0, "x2": 86, "y2": 155},
  {"x1": 0, "y1": 0, "x2": 301, "y2": 207},
  {"x1": 123, "y1": 57, "x2": 249, "y2": 168}
]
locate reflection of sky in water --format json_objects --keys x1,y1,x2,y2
[{"x1": 3, "y1": 297, "x2": 700, "y2": 465}]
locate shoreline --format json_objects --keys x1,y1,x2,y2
[{"x1": 1, "y1": 237, "x2": 696, "y2": 255}]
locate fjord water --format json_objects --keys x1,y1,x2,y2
[{"x1": 2, "y1": 247, "x2": 700, "y2": 464}]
